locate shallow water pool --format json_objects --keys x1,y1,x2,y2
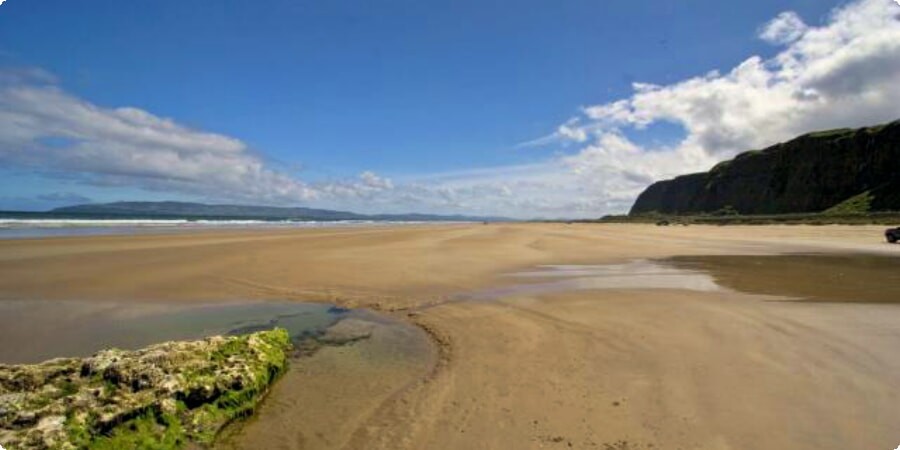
[
  {"x1": 664, "y1": 253, "x2": 900, "y2": 303},
  {"x1": 0, "y1": 300, "x2": 350, "y2": 364},
  {"x1": 462, "y1": 252, "x2": 900, "y2": 304}
]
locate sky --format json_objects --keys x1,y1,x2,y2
[{"x1": 0, "y1": 0, "x2": 899, "y2": 218}]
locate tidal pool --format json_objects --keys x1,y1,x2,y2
[
  {"x1": 463, "y1": 260, "x2": 721, "y2": 301},
  {"x1": 218, "y1": 311, "x2": 436, "y2": 449},
  {"x1": 0, "y1": 299, "x2": 384, "y2": 364},
  {"x1": 0, "y1": 298, "x2": 436, "y2": 449},
  {"x1": 463, "y1": 252, "x2": 900, "y2": 304},
  {"x1": 663, "y1": 253, "x2": 900, "y2": 303}
]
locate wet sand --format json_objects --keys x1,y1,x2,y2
[
  {"x1": 219, "y1": 315, "x2": 435, "y2": 450},
  {"x1": 1, "y1": 223, "x2": 899, "y2": 449}
]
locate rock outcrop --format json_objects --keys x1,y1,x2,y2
[
  {"x1": 629, "y1": 120, "x2": 900, "y2": 215},
  {"x1": 0, "y1": 328, "x2": 291, "y2": 449}
]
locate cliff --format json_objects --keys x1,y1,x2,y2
[{"x1": 629, "y1": 120, "x2": 900, "y2": 215}]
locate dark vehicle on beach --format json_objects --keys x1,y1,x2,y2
[{"x1": 886, "y1": 227, "x2": 900, "y2": 243}]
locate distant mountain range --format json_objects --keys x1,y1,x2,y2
[
  {"x1": 51, "y1": 201, "x2": 510, "y2": 222},
  {"x1": 630, "y1": 119, "x2": 900, "y2": 216}
]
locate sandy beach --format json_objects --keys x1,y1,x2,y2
[{"x1": 1, "y1": 223, "x2": 898, "y2": 449}]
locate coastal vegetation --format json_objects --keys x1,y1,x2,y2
[{"x1": 589, "y1": 211, "x2": 900, "y2": 226}]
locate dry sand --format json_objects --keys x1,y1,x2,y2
[{"x1": 1, "y1": 223, "x2": 898, "y2": 449}]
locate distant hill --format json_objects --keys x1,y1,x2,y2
[
  {"x1": 51, "y1": 201, "x2": 508, "y2": 222},
  {"x1": 629, "y1": 119, "x2": 900, "y2": 216}
]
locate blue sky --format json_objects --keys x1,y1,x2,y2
[{"x1": 1, "y1": 0, "x2": 899, "y2": 217}]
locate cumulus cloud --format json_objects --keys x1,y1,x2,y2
[
  {"x1": 315, "y1": 171, "x2": 395, "y2": 200},
  {"x1": 0, "y1": 72, "x2": 320, "y2": 204},
  {"x1": 0, "y1": 69, "x2": 480, "y2": 215},
  {"x1": 0, "y1": 70, "x2": 410, "y2": 213},
  {"x1": 358, "y1": 171, "x2": 394, "y2": 190},
  {"x1": 576, "y1": 0, "x2": 900, "y2": 152},
  {"x1": 759, "y1": 12, "x2": 809, "y2": 44}
]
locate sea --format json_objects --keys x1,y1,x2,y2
[{"x1": 0, "y1": 211, "x2": 452, "y2": 239}]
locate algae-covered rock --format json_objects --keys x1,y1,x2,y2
[{"x1": 0, "y1": 328, "x2": 292, "y2": 449}]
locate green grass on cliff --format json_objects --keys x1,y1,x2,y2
[
  {"x1": 588, "y1": 211, "x2": 900, "y2": 226},
  {"x1": 804, "y1": 127, "x2": 854, "y2": 139},
  {"x1": 824, "y1": 191, "x2": 874, "y2": 215}
]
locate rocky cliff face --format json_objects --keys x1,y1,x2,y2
[{"x1": 629, "y1": 120, "x2": 900, "y2": 215}]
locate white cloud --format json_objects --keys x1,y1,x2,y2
[
  {"x1": 556, "y1": 121, "x2": 588, "y2": 143},
  {"x1": 0, "y1": 73, "x2": 320, "y2": 204},
  {"x1": 315, "y1": 171, "x2": 395, "y2": 200},
  {"x1": 0, "y1": 71, "x2": 413, "y2": 212},
  {"x1": 573, "y1": 0, "x2": 900, "y2": 153},
  {"x1": 759, "y1": 12, "x2": 809, "y2": 44},
  {"x1": 359, "y1": 171, "x2": 394, "y2": 190}
]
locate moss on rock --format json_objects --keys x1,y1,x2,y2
[{"x1": 0, "y1": 328, "x2": 291, "y2": 449}]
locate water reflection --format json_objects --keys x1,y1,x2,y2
[
  {"x1": 465, "y1": 260, "x2": 720, "y2": 300},
  {"x1": 466, "y1": 253, "x2": 900, "y2": 304},
  {"x1": 664, "y1": 253, "x2": 900, "y2": 303},
  {"x1": 0, "y1": 300, "x2": 346, "y2": 364}
]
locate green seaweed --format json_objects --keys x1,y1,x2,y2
[
  {"x1": 86, "y1": 412, "x2": 186, "y2": 450},
  {"x1": 210, "y1": 338, "x2": 248, "y2": 363},
  {"x1": 64, "y1": 412, "x2": 93, "y2": 448},
  {"x1": 51, "y1": 328, "x2": 293, "y2": 449},
  {"x1": 59, "y1": 380, "x2": 79, "y2": 397}
]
